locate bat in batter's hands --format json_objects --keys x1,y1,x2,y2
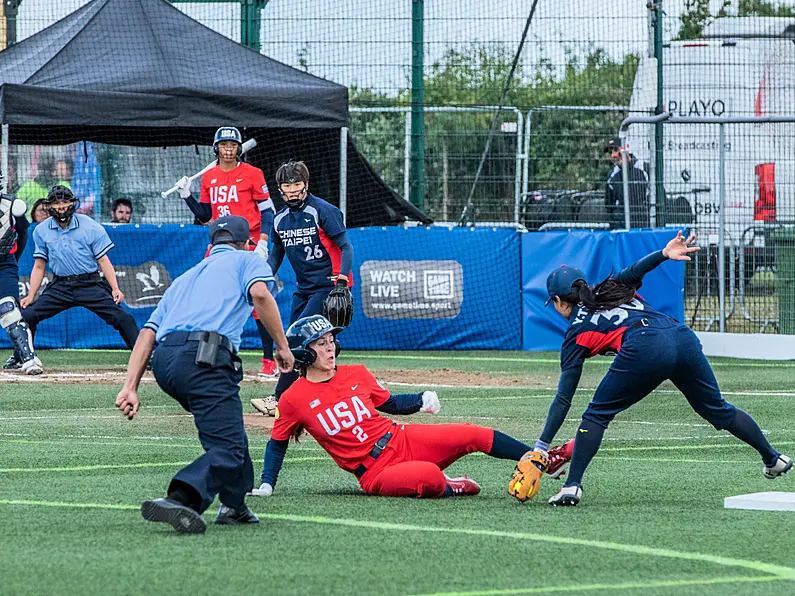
[{"x1": 162, "y1": 138, "x2": 257, "y2": 198}]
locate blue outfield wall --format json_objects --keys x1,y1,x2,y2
[
  {"x1": 522, "y1": 228, "x2": 686, "y2": 351},
  {"x1": 0, "y1": 225, "x2": 684, "y2": 352}
]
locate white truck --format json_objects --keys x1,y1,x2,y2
[{"x1": 627, "y1": 17, "x2": 795, "y2": 251}]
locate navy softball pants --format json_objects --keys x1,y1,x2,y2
[
  {"x1": 152, "y1": 337, "x2": 254, "y2": 513},
  {"x1": 582, "y1": 322, "x2": 737, "y2": 430}
]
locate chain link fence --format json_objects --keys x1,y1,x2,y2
[{"x1": 4, "y1": 1, "x2": 795, "y2": 333}]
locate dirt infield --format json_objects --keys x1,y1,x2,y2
[{"x1": 0, "y1": 367, "x2": 534, "y2": 387}]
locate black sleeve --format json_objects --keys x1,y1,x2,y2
[
  {"x1": 14, "y1": 215, "x2": 29, "y2": 257},
  {"x1": 267, "y1": 239, "x2": 285, "y2": 273},
  {"x1": 330, "y1": 231, "x2": 353, "y2": 277},
  {"x1": 182, "y1": 195, "x2": 211, "y2": 222},
  {"x1": 376, "y1": 393, "x2": 423, "y2": 415},
  {"x1": 614, "y1": 250, "x2": 668, "y2": 287},
  {"x1": 260, "y1": 438, "x2": 289, "y2": 488},
  {"x1": 538, "y1": 365, "x2": 583, "y2": 445}
]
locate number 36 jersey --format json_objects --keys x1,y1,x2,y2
[
  {"x1": 200, "y1": 162, "x2": 270, "y2": 241},
  {"x1": 271, "y1": 365, "x2": 395, "y2": 473},
  {"x1": 272, "y1": 194, "x2": 351, "y2": 292},
  {"x1": 560, "y1": 296, "x2": 678, "y2": 371}
]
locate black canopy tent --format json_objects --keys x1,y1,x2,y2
[{"x1": 0, "y1": 0, "x2": 430, "y2": 226}]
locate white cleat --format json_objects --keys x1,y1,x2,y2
[
  {"x1": 250, "y1": 395, "x2": 278, "y2": 417},
  {"x1": 764, "y1": 454, "x2": 793, "y2": 480},
  {"x1": 548, "y1": 484, "x2": 582, "y2": 507},
  {"x1": 20, "y1": 357, "x2": 43, "y2": 376}
]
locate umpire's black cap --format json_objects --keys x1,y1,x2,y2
[{"x1": 209, "y1": 215, "x2": 250, "y2": 245}]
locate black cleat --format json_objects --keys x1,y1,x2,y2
[
  {"x1": 215, "y1": 504, "x2": 259, "y2": 525},
  {"x1": 141, "y1": 498, "x2": 206, "y2": 534},
  {"x1": 3, "y1": 355, "x2": 21, "y2": 370}
]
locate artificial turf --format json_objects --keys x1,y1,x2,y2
[{"x1": 1, "y1": 350, "x2": 794, "y2": 596}]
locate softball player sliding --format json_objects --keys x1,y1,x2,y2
[{"x1": 250, "y1": 315, "x2": 567, "y2": 499}]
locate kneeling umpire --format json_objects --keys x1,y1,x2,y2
[{"x1": 115, "y1": 215, "x2": 294, "y2": 533}]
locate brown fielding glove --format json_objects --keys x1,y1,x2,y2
[{"x1": 508, "y1": 450, "x2": 550, "y2": 502}]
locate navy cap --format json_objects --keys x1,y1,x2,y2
[
  {"x1": 209, "y1": 215, "x2": 250, "y2": 245},
  {"x1": 603, "y1": 136, "x2": 622, "y2": 152},
  {"x1": 545, "y1": 265, "x2": 587, "y2": 306}
]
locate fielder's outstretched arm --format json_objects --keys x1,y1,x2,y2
[
  {"x1": 535, "y1": 365, "x2": 583, "y2": 451},
  {"x1": 614, "y1": 231, "x2": 698, "y2": 287}
]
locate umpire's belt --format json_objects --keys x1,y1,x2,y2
[
  {"x1": 53, "y1": 271, "x2": 100, "y2": 282},
  {"x1": 160, "y1": 330, "x2": 235, "y2": 354},
  {"x1": 353, "y1": 425, "x2": 396, "y2": 478}
]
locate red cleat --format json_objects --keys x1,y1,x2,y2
[
  {"x1": 546, "y1": 439, "x2": 575, "y2": 479},
  {"x1": 259, "y1": 358, "x2": 279, "y2": 380},
  {"x1": 445, "y1": 475, "x2": 481, "y2": 497}
]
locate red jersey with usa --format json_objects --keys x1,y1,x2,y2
[
  {"x1": 272, "y1": 194, "x2": 353, "y2": 292},
  {"x1": 200, "y1": 162, "x2": 269, "y2": 240},
  {"x1": 271, "y1": 364, "x2": 395, "y2": 472},
  {"x1": 560, "y1": 297, "x2": 677, "y2": 371}
]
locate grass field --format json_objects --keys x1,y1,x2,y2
[{"x1": 2, "y1": 349, "x2": 795, "y2": 596}]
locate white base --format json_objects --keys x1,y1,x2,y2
[
  {"x1": 695, "y1": 332, "x2": 795, "y2": 361},
  {"x1": 724, "y1": 492, "x2": 795, "y2": 512}
]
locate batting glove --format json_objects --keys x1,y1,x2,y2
[
  {"x1": 254, "y1": 239, "x2": 269, "y2": 260},
  {"x1": 175, "y1": 175, "x2": 192, "y2": 199},
  {"x1": 420, "y1": 391, "x2": 441, "y2": 414},
  {"x1": 248, "y1": 482, "x2": 273, "y2": 497}
]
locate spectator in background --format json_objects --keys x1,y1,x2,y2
[
  {"x1": 603, "y1": 137, "x2": 650, "y2": 228},
  {"x1": 30, "y1": 199, "x2": 50, "y2": 224},
  {"x1": 111, "y1": 198, "x2": 133, "y2": 224},
  {"x1": 16, "y1": 156, "x2": 73, "y2": 213}
]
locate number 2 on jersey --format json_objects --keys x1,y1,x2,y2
[
  {"x1": 304, "y1": 245, "x2": 324, "y2": 260},
  {"x1": 352, "y1": 426, "x2": 368, "y2": 443}
]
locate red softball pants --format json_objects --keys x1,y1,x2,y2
[{"x1": 358, "y1": 423, "x2": 494, "y2": 498}]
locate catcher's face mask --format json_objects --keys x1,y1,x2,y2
[{"x1": 280, "y1": 181, "x2": 307, "y2": 209}]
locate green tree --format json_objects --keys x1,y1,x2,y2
[{"x1": 348, "y1": 46, "x2": 641, "y2": 222}]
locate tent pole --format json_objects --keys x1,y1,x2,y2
[
  {"x1": 1, "y1": 124, "x2": 8, "y2": 193},
  {"x1": 339, "y1": 127, "x2": 348, "y2": 221}
]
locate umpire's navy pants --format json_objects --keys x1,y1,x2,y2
[
  {"x1": 151, "y1": 336, "x2": 253, "y2": 513},
  {"x1": 21, "y1": 277, "x2": 139, "y2": 349},
  {"x1": 582, "y1": 322, "x2": 737, "y2": 430}
]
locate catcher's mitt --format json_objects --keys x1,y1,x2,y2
[
  {"x1": 508, "y1": 450, "x2": 549, "y2": 502},
  {"x1": 323, "y1": 280, "x2": 353, "y2": 327}
]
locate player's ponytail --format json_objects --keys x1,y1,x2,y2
[{"x1": 568, "y1": 277, "x2": 638, "y2": 311}]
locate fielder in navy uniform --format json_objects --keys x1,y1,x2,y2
[
  {"x1": 250, "y1": 160, "x2": 353, "y2": 417},
  {"x1": 17, "y1": 186, "x2": 139, "y2": 367},
  {"x1": 0, "y1": 187, "x2": 41, "y2": 374},
  {"x1": 115, "y1": 215, "x2": 294, "y2": 533},
  {"x1": 539, "y1": 231, "x2": 791, "y2": 506}
]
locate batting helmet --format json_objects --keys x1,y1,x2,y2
[
  {"x1": 286, "y1": 314, "x2": 342, "y2": 368},
  {"x1": 213, "y1": 126, "x2": 243, "y2": 160},
  {"x1": 44, "y1": 185, "x2": 79, "y2": 224}
]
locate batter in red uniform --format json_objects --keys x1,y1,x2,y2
[
  {"x1": 250, "y1": 315, "x2": 570, "y2": 498},
  {"x1": 176, "y1": 126, "x2": 279, "y2": 378}
]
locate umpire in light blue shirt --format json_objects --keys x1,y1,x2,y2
[
  {"x1": 115, "y1": 215, "x2": 294, "y2": 534},
  {"x1": 19, "y1": 186, "x2": 139, "y2": 366}
]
